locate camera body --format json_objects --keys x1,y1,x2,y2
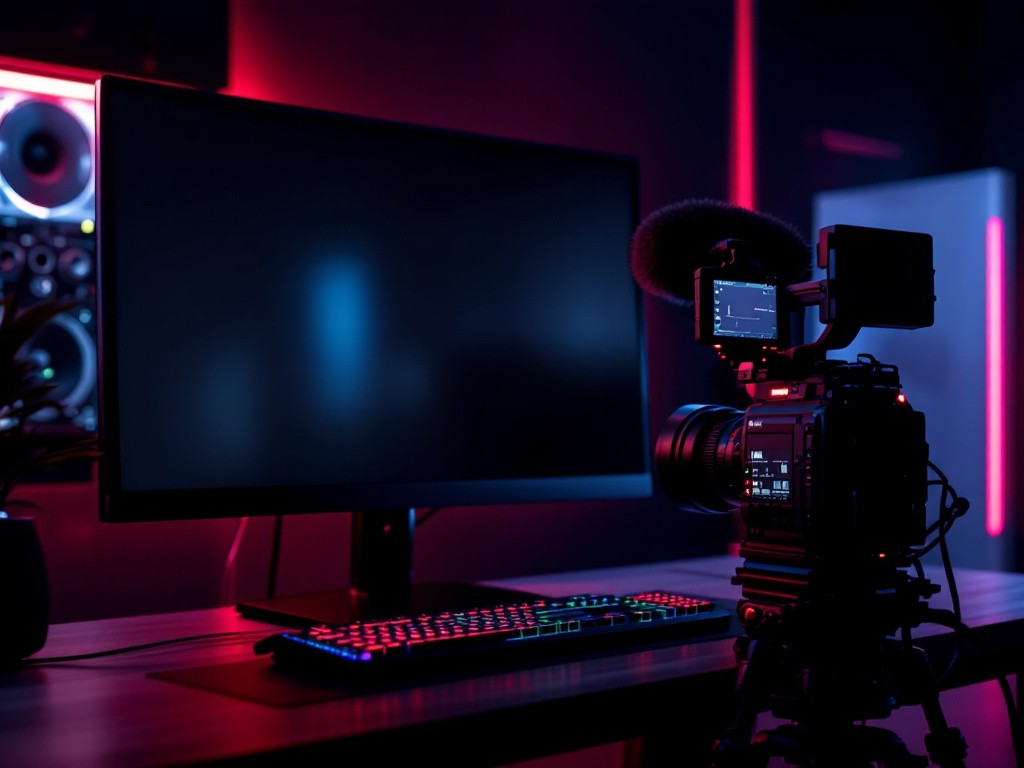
[
  {"x1": 738, "y1": 361, "x2": 928, "y2": 559},
  {"x1": 657, "y1": 223, "x2": 935, "y2": 564}
]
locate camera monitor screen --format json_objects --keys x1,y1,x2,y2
[
  {"x1": 95, "y1": 75, "x2": 651, "y2": 622},
  {"x1": 713, "y1": 279, "x2": 779, "y2": 340},
  {"x1": 746, "y1": 431, "x2": 793, "y2": 504}
]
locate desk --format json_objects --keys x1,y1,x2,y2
[{"x1": 3, "y1": 555, "x2": 1023, "y2": 767}]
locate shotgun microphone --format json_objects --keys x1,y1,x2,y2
[{"x1": 628, "y1": 198, "x2": 812, "y2": 305}]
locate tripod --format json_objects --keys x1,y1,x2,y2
[{"x1": 710, "y1": 552, "x2": 968, "y2": 768}]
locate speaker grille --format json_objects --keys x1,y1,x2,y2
[{"x1": 0, "y1": 81, "x2": 96, "y2": 436}]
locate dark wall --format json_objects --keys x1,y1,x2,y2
[
  {"x1": 9, "y1": 0, "x2": 1023, "y2": 621},
  {"x1": 13, "y1": 0, "x2": 742, "y2": 622},
  {"x1": 754, "y1": 0, "x2": 1024, "y2": 570},
  {"x1": 0, "y1": 2, "x2": 228, "y2": 89},
  {"x1": 757, "y1": 0, "x2": 1024, "y2": 239}
]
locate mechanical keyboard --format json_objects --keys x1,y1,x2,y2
[{"x1": 255, "y1": 591, "x2": 733, "y2": 681}]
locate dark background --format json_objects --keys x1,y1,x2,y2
[{"x1": 4, "y1": 0, "x2": 1022, "y2": 621}]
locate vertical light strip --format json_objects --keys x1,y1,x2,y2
[
  {"x1": 985, "y1": 216, "x2": 1005, "y2": 536},
  {"x1": 730, "y1": 0, "x2": 756, "y2": 209}
]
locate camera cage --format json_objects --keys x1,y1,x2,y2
[{"x1": 695, "y1": 224, "x2": 935, "y2": 381}]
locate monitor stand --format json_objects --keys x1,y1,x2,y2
[{"x1": 235, "y1": 509, "x2": 543, "y2": 628}]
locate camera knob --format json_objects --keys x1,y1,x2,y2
[{"x1": 739, "y1": 603, "x2": 763, "y2": 628}]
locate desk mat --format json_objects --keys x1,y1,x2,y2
[
  {"x1": 149, "y1": 654, "x2": 498, "y2": 707},
  {"x1": 150, "y1": 658, "x2": 354, "y2": 707},
  {"x1": 150, "y1": 617, "x2": 738, "y2": 708}
]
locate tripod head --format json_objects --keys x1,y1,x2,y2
[
  {"x1": 734, "y1": 547, "x2": 940, "y2": 723},
  {"x1": 712, "y1": 547, "x2": 967, "y2": 767}
]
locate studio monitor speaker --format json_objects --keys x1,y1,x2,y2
[{"x1": 0, "y1": 75, "x2": 97, "y2": 434}]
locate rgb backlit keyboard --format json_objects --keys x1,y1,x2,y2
[{"x1": 255, "y1": 591, "x2": 733, "y2": 681}]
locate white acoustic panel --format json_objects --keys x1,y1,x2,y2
[{"x1": 813, "y1": 168, "x2": 1016, "y2": 570}]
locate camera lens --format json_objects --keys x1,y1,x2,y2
[{"x1": 655, "y1": 403, "x2": 744, "y2": 514}]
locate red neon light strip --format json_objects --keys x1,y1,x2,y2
[
  {"x1": 819, "y1": 128, "x2": 903, "y2": 160},
  {"x1": 0, "y1": 69, "x2": 94, "y2": 100},
  {"x1": 986, "y1": 216, "x2": 1005, "y2": 536},
  {"x1": 730, "y1": 0, "x2": 756, "y2": 209}
]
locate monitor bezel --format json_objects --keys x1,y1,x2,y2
[{"x1": 94, "y1": 74, "x2": 654, "y2": 524}]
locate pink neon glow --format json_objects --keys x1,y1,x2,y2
[
  {"x1": 819, "y1": 128, "x2": 902, "y2": 160},
  {"x1": 0, "y1": 69, "x2": 94, "y2": 101},
  {"x1": 730, "y1": 0, "x2": 756, "y2": 209},
  {"x1": 986, "y1": 216, "x2": 1006, "y2": 537}
]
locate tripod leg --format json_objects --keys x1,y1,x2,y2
[{"x1": 711, "y1": 633, "x2": 777, "y2": 768}]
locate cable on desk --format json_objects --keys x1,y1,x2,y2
[
  {"x1": 414, "y1": 506, "x2": 443, "y2": 527},
  {"x1": 906, "y1": 460, "x2": 968, "y2": 685},
  {"x1": 13, "y1": 630, "x2": 269, "y2": 667},
  {"x1": 926, "y1": 608, "x2": 1023, "y2": 767},
  {"x1": 267, "y1": 514, "x2": 283, "y2": 598},
  {"x1": 221, "y1": 516, "x2": 250, "y2": 605},
  {"x1": 912, "y1": 464, "x2": 1021, "y2": 766}
]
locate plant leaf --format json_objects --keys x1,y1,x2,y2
[{"x1": 0, "y1": 294, "x2": 102, "y2": 508}]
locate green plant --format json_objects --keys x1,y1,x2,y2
[{"x1": 0, "y1": 293, "x2": 101, "y2": 512}]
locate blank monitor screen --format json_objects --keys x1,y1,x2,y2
[{"x1": 95, "y1": 75, "x2": 651, "y2": 523}]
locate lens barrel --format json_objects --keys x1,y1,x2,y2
[{"x1": 655, "y1": 403, "x2": 744, "y2": 514}]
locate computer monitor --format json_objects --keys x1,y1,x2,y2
[{"x1": 94, "y1": 74, "x2": 651, "y2": 626}]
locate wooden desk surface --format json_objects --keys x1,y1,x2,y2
[{"x1": 3, "y1": 555, "x2": 1023, "y2": 767}]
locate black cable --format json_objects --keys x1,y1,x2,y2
[
  {"x1": 919, "y1": 533, "x2": 963, "y2": 688},
  {"x1": 267, "y1": 514, "x2": 283, "y2": 598},
  {"x1": 15, "y1": 630, "x2": 268, "y2": 666},
  {"x1": 901, "y1": 457, "x2": 1022, "y2": 766},
  {"x1": 414, "y1": 506, "x2": 443, "y2": 527},
  {"x1": 927, "y1": 609, "x2": 1023, "y2": 767},
  {"x1": 911, "y1": 463, "x2": 968, "y2": 564}
]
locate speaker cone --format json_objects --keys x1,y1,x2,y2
[
  {"x1": 0, "y1": 98, "x2": 93, "y2": 217},
  {"x1": 19, "y1": 310, "x2": 96, "y2": 428}
]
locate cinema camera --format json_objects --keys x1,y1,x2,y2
[
  {"x1": 658, "y1": 220, "x2": 936, "y2": 564},
  {"x1": 631, "y1": 200, "x2": 970, "y2": 767}
]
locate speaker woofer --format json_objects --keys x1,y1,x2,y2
[
  {"x1": 19, "y1": 311, "x2": 96, "y2": 429},
  {"x1": 0, "y1": 98, "x2": 93, "y2": 218}
]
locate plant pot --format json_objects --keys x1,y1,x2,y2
[{"x1": 0, "y1": 515, "x2": 50, "y2": 665}]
